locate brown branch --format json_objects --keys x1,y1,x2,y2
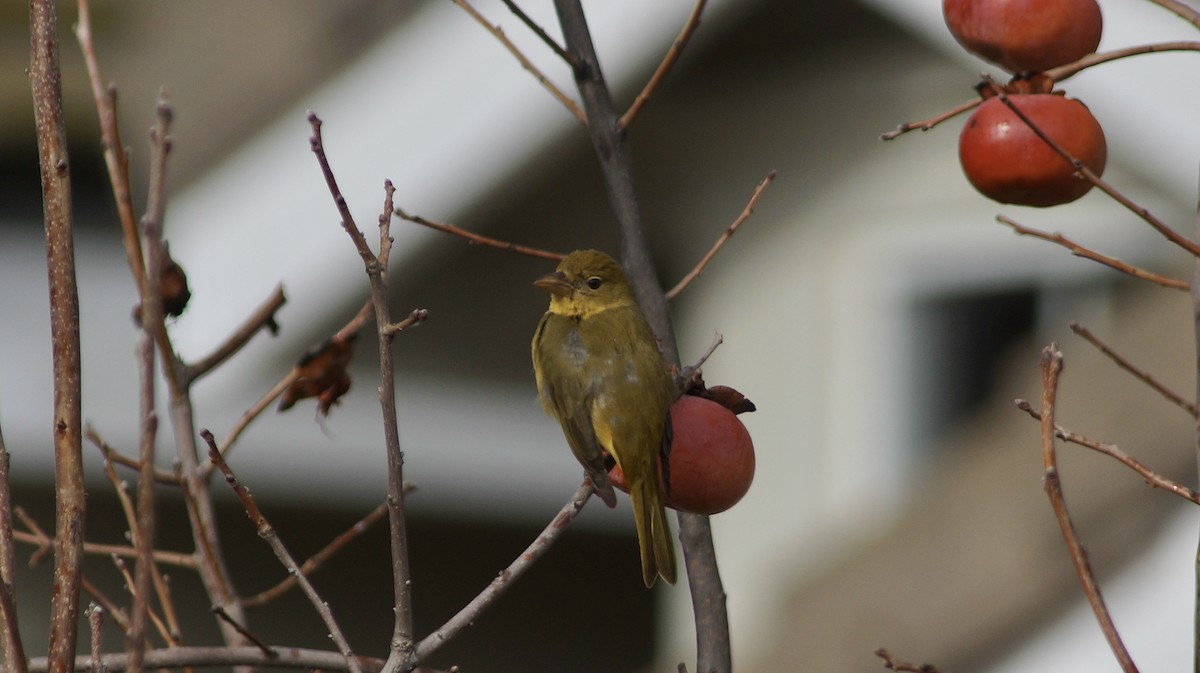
[
  {"x1": 1015, "y1": 399, "x2": 1200, "y2": 504},
  {"x1": 27, "y1": 646, "x2": 388, "y2": 673},
  {"x1": 997, "y1": 215, "x2": 1189, "y2": 290},
  {"x1": 212, "y1": 607, "x2": 276, "y2": 660},
  {"x1": 10, "y1": 529, "x2": 194, "y2": 569},
  {"x1": 415, "y1": 480, "x2": 593, "y2": 663},
  {"x1": 666, "y1": 170, "x2": 774, "y2": 300},
  {"x1": 111, "y1": 556, "x2": 171, "y2": 648},
  {"x1": 1146, "y1": 0, "x2": 1200, "y2": 29},
  {"x1": 202, "y1": 430, "x2": 362, "y2": 673},
  {"x1": 308, "y1": 118, "x2": 414, "y2": 673},
  {"x1": 1037, "y1": 346, "x2": 1139, "y2": 673},
  {"x1": 500, "y1": 0, "x2": 580, "y2": 71},
  {"x1": 620, "y1": 0, "x2": 707, "y2": 128},
  {"x1": 1069, "y1": 322, "x2": 1199, "y2": 417},
  {"x1": 395, "y1": 208, "x2": 565, "y2": 261},
  {"x1": 0, "y1": 425, "x2": 25, "y2": 673},
  {"x1": 74, "y1": 0, "x2": 145, "y2": 285},
  {"x1": 986, "y1": 76, "x2": 1200, "y2": 258},
  {"x1": 874, "y1": 647, "x2": 943, "y2": 673},
  {"x1": 450, "y1": 0, "x2": 587, "y2": 126},
  {"x1": 677, "y1": 332, "x2": 723, "y2": 387},
  {"x1": 1047, "y1": 41, "x2": 1200, "y2": 81},
  {"x1": 85, "y1": 605, "x2": 104, "y2": 673},
  {"x1": 382, "y1": 309, "x2": 431, "y2": 336},
  {"x1": 81, "y1": 578, "x2": 129, "y2": 634},
  {"x1": 243, "y1": 499, "x2": 392, "y2": 608},
  {"x1": 553, "y1": 3, "x2": 729, "y2": 671},
  {"x1": 880, "y1": 97, "x2": 982, "y2": 141},
  {"x1": 30, "y1": 0, "x2": 86, "y2": 668},
  {"x1": 185, "y1": 285, "x2": 286, "y2": 384},
  {"x1": 85, "y1": 427, "x2": 180, "y2": 486}
]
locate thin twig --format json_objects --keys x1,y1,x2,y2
[
  {"x1": 81, "y1": 578, "x2": 130, "y2": 634},
  {"x1": 243, "y1": 500, "x2": 393, "y2": 608},
  {"x1": 75, "y1": 0, "x2": 145, "y2": 285},
  {"x1": 309, "y1": 117, "x2": 413, "y2": 673},
  {"x1": 450, "y1": 0, "x2": 587, "y2": 125},
  {"x1": 874, "y1": 647, "x2": 943, "y2": 673},
  {"x1": 395, "y1": 208, "x2": 564, "y2": 261},
  {"x1": 10, "y1": 528, "x2": 194, "y2": 569},
  {"x1": 997, "y1": 215, "x2": 1189, "y2": 290},
  {"x1": 111, "y1": 556, "x2": 171, "y2": 647},
  {"x1": 86, "y1": 605, "x2": 105, "y2": 673},
  {"x1": 986, "y1": 75, "x2": 1200, "y2": 258},
  {"x1": 85, "y1": 427, "x2": 180, "y2": 485},
  {"x1": 1037, "y1": 345, "x2": 1139, "y2": 673},
  {"x1": 1146, "y1": 0, "x2": 1200, "y2": 29},
  {"x1": 382, "y1": 309, "x2": 430, "y2": 336},
  {"x1": 201, "y1": 430, "x2": 362, "y2": 673},
  {"x1": 620, "y1": 0, "x2": 707, "y2": 128},
  {"x1": 880, "y1": 97, "x2": 982, "y2": 140},
  {"x1": 1069, "y1": 322, "x2": 1199, "y2": 417},
  {"x1": 666, "y1": 171, "x2": 775, "y2": 299},
  {"x1": 677, "y1": 332, "x2": 723, "y2": 387},
  {"x1": 30, "y1": 0, "x2": 86, "y2": 667},
  {"x1": 1015, "y1": 399, "x2": 1200, "y2": 504},
  {"x1": 211, "y1": 607, "x2": 276, "y2": 660},
  {"x1": 499, "y1": 0, "x2": 580, "y2": 72},
  {"x1": 185, "y1": 285, "x2": 286, "y2": 384},
  {"x1": 415, "y1": 481, "x2": 593, "y2": 662},
  {"x1": 1047, "y1": 41, "x2": 1200, "y2": 81},
  {"x1": 27, "y1": 646, "x2": 388, "y2": 673},
  {"x1": 0, "y1": 424, "x2": 26, "y2": 673}
]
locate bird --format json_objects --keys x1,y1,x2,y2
[{"x1": 531, "y1": 249, "x2": 678, "y2": 586}]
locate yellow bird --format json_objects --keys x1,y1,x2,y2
[{"x1": 531, "y1": 249, "x2": 678, "y2": 586}]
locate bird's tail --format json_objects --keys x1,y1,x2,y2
[{"x1": 630, "y1": 475, "x2": 677, "y2": 587}]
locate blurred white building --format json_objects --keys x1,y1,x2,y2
[{"x1": 1, "y1": 1, "x2": 1197, "y2": 671}]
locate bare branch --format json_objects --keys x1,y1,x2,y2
[
  {"x1": 27, "y1": 646, "x2": 388, "y2": 673},
  {"x1": 997, "y1": 215, "x2": 1189, "y2": 290},
  {"x1": 1069, "y1": 322, "x2": 1199, "y2": 417},
  {"x1": 1036, "y1": 346, "x2": 1139, "y2": 673},
  {"x1": 500, "y1": 0, "x2": 580, "y2": 71},
  {"x1": 395, "y1": 208, "x2": 565, "y2": 261},
  {"x1": 450, "y1": 0, "x2": 587, "y2": 125},
  {"x1": 0, "y1": 424, "x2": 26, "y2": 673},
  {"x1": 881, "y1": 97, "x2": 982, "y2": 140},
  {"x1": 416, "y1": 481, "x2": 593, "y2": 663},
  {"x1": 1015, "y1": 399, "x2": 1200, "y2": 504},
  {"x1": 875, "y1": 647, "x2": 943, "y2": 673},
  {"x1": 30, "y1": 0, "x2": 86, "y2": 667},
  {"x1": 666, "y1": 171, "x2": 775, "y2": 299},
  {"x1": 620, "y1": 0, "x2": 708, "y2": 128},
  {"x1": 309, "y1": 116, "x2": 414, "y2": 672},
  {"x1": 202, "y1": 430, "x2": 363, "y2": 673},
  {"x1": 186, "y1": 285, "x2": 286, "y2": 383}
]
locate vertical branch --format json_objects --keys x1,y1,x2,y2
[
  {"x1": 552, "y1": 4, "x2": 730, "y2": 672},
  {"x1": 1038, "y1": 346, "x2": 1139, "y2": 673},
  {"x1": 127, "y1": 95, "x2": 172, "y2": 673},
  {"x1": 29, "y1": 1, "x2": 86, "y2": 671},
  {"x1": 0, "y1": 424, "x2": 27, "y2": 673},
  {"x1": 1191, "y1": 189, "x2": 1200, "y2": 673},
  {"x1": 308, "y1": 116, "x2": 414, "y2": 673}
]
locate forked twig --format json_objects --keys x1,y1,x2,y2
[
  {"x1": 1036, "y1": 346, "x2": 1139, "y2": 673},
  {"x1": 243, "y1": 499, "x2": 393, "y2": 608},
  {"x1": 1015, "y1": 400, "x2": 1200, "y2": 505},
  {"x1": 500, "y1": 0, "x2": 580, "y2": 72},
  {"x1": 666, "y1": 171, "x2": 775, "y2": 300},
  {"x1": 201, "y1": 430, "x2": 362, "y2": 673},
  {"x1": 1069, "y1": 322, "x2": 1199, "y2": 417},
  {"x1": 880, "y1": 97, "x2": 982, "y2": 140},
  {"x1": 415, "y1": 480, "x2": 594, "y2": 662},
  {"x1": 997, "y1": 215, "x2": 1189, "y2": 290}
]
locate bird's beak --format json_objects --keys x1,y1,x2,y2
[{"x1": 533, "y1": 271, "x2": 573, "y2": 297}]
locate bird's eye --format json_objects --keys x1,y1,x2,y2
[{"x1": 586, "y1": 276, "x2": 603, "y2": 290}]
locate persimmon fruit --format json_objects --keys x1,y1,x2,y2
[
  {"x1": 943, "y1": 0, "x2": 1102, "y2": 73},
  {"x1": 609, "y1": 394, "x2": 755, "y2": 515},
  {"x1": 958, "y1": 93, "x2": 1107, "y2": 207}
]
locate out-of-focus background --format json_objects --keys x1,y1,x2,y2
[{"x1": 3, "y1": 1, "x2": 1199, "y2": 671}]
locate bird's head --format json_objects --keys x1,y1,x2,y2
[{"x1": 535, "y1": 249, "x2": 636, "y2": 319}]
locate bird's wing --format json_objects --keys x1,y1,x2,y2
[{"x1": 533, "y1": 313, "x2": 618, "y2": 506}]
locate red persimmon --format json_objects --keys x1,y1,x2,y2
[
  {"x1": 943, "y1": 0, "x2": 1102, "y2": 73},
  {"x1": 958, "y1": 93, "x2": 1106, "y2": 207},
  {"x1": 609, "y1": 395, "x2": 755, "y2": 515}
]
